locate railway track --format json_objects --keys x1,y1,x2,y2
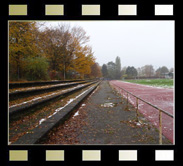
[{"x1": 9, "y1": 80, "x2": 101, "y2": 144}]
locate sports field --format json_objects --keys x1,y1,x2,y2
[
  {"x1": 124, "y1": 79, "x2": 173, "y2": 88},
  {"x1": 110, "y1": 80, "x2": 174, "y2": 143}
]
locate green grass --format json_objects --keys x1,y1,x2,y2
[{"x1": 123, "y1": 79, "x2": 173, "y2": 88}]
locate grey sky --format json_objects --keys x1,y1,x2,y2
[{"x1": 44, "y1": 21, "x2": 174, "y2": 70}]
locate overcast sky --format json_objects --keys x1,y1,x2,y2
[{"x1": 44, "y1": 21, "x2": 174, "y2": 70}]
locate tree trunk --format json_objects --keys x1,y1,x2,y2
[
  {"x1": 17, "y1": 65, "x2": 19, "y2": 80},
  {"x1": 64, "y1": 63, "x2": 65, "y2": 80}
]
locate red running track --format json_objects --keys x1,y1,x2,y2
[{"x1": 109, "y1": 80, "x2": 174, "y2": 143}]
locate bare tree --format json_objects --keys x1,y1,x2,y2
[{"x1": 142, "y1": 65, "x2": 155, "y2": 77}]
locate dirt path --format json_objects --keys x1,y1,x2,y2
[
  {"x1": 109, "y1": 80, "x2": 174, "y2": 143},
  {"x1": 43, "y1": 81, "x2": 171, "y2": 145}
]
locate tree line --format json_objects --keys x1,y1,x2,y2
[
  {"x1": 101, "y1": 57, "x2": 174, "y2": 79},
  {"x1": 9, "y1": 22, "x2": 101, "y2": 81},
  {"x1": 101, "y1": 56, "x2": 121, "y2": 79}
]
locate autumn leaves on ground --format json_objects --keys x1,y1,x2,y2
[
  {"x1": 41, "y1": 81, "x2": 171, "y2": 145},
  {"x1": 9, "y1": 21, "x2": 173, "y2": 145}
]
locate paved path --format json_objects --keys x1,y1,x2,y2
[
  {"x1": 45, "y1": 81, "x2": 171, "y2": 145},
  {"x1": 109, "y1": 80, "x2": 174, "y2": 143}
]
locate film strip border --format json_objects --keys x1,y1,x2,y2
[
  {"x1": 3, "y1": 0, "x2": 178, "y2": 165},
  {"x1": 7, "y1": 3, "x2": 175, "y2": 18},
  {"x1": 8, "y1": 4, "x2": 174, "y2": 16},
  {"x1": 8, "y1": 149, "x2": 175, "y2": 161}
]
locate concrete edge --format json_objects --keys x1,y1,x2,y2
[
  {"x1": 9, "y1": 81, "x2": 98, "y2": 117},
  {"x1": 12, "y1": 82, "x2": 100, "y2": 144}
]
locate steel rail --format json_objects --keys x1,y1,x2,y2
[
  {"x1": 111, "y1": 83, "x2": 173, "y2": 118},
  {"x1": 110, "y1": 82, "x2": 174, "y2": 144}
]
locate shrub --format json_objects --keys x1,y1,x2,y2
[{"x1": 24, "y1": 56, "x2": 49, "y2": 81}]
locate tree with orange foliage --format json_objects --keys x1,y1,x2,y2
[
  {"x1": 90, "y1": 63, "x2": 102, "y2": 78},
  {"x1": 9, "y1": 21, "x2": 44, "y2": 80}
]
